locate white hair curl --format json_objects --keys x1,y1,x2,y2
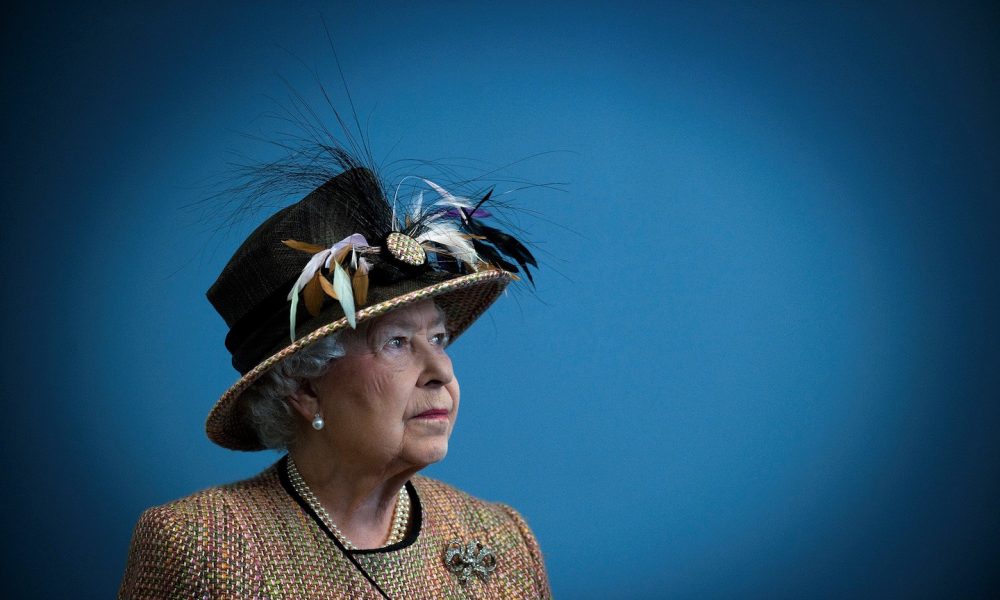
[{"x1": 243, "y1": 334, "x2": 346, "y2": 450}]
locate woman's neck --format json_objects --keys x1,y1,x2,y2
[{"x1": 288, "y1": 446, "x2": 417, "y2": 549}]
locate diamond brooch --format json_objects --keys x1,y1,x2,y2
[{"x1": 444, "y1": 540, "x2": 497, "y2": 584}]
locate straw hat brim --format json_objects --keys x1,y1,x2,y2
[{"x1": 206, "y1": 269, "x2": 512, "y2": 451}]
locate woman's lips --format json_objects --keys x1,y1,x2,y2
[{"x1": 414, "y1": 409, "x2": 449, "y2": 419}]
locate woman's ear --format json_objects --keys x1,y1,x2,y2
[{"x1": 286, "y1": 379, "x2": 320, "y2": 422}]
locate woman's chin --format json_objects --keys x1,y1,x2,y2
[{"x1": 404, "y1": 439, "x2": 449, "y2": 469}]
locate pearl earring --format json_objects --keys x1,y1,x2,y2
[{"x1": 311, "y1": 413, "x2": 325, "y2": 431}]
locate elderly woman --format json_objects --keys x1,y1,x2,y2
[{"x1": 120, "y1": 165, "x2": 550, "y2": 598}]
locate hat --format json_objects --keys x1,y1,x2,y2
[{"x1": 204, "y1": 166, "x2": 535, "y2": 450}]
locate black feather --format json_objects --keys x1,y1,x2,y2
[
  {"x1": 471, "y1": 239, "x2": 519, "y2": 273},
  {"x1": 463, "y1": 216, "x2": 535, "y2": 263}
]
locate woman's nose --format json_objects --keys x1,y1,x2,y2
[{"x1": 417, "y1": 342, "x2": 453, "y2": 388}]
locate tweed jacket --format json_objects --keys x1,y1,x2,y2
[{"x1": 120, "y1": 457, "x2": 550, "y2": 599}]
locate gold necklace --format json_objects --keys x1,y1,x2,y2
[{"x1": 287, "y1": 456, "x2": 410, "y2": 550}]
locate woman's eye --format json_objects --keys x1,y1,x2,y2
[
  {"x1": 385, "y1": 337, "x2": 406, "y2": 350},
  {"x1": 430, "y1": 332, "x2": 450, "y2": 346}
]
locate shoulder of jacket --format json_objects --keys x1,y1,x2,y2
[
  {"x1": 411, "y1": 474, "x2": 529, "y2": 528},
  {"x1": 412, "y1": 474, "x2": 496, "y2": 508},
  {"x1": 121, "y1": 466, "x2": 280, "y2": 598}
]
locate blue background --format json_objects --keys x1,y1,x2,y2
[{"x1": 3, "y1": 2, "x2": 998, "y2": 598}]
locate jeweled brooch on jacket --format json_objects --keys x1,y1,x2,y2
[{"x1": 444, "y1": 540, "x2": 497, "y2": 584}]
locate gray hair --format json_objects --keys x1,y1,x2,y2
[{"x1": 244, "y1": 334, "x2": 346, "y2": 450}]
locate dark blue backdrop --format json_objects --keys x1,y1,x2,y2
[{"x1": 3, "y1": 2, "x2": 998, "y2": 598}]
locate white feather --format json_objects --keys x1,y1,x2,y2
[
  {"x1": 416, "y1": 220, "x2": 478, "y2": 266},
  {"x1": 423, "y1": 179, "x2": 459, "y2": 202},
  {"x1": 422, "y1": 179, "x2": 474, "y2": 210},
  {"x1": 410, "y1": 190, "x2": 424, "y2": 224},
  {"x1": 331, "y1": 260, "x2": 357, "y2": 328},
  {"x1": 286, "y1": 249, "x2": 331, "y2": 341}
]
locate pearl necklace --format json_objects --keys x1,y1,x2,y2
[{"x1": 287, "y1": 456, "x2": 410, "y2": 550}]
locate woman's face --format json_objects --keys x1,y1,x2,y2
[{"x1": 308, "y1": 300, "x2": 460, "y2": 472}]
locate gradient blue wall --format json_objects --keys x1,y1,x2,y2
[{"x1": 3, "y1": 2, "x2": 998, "y2": 597}]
